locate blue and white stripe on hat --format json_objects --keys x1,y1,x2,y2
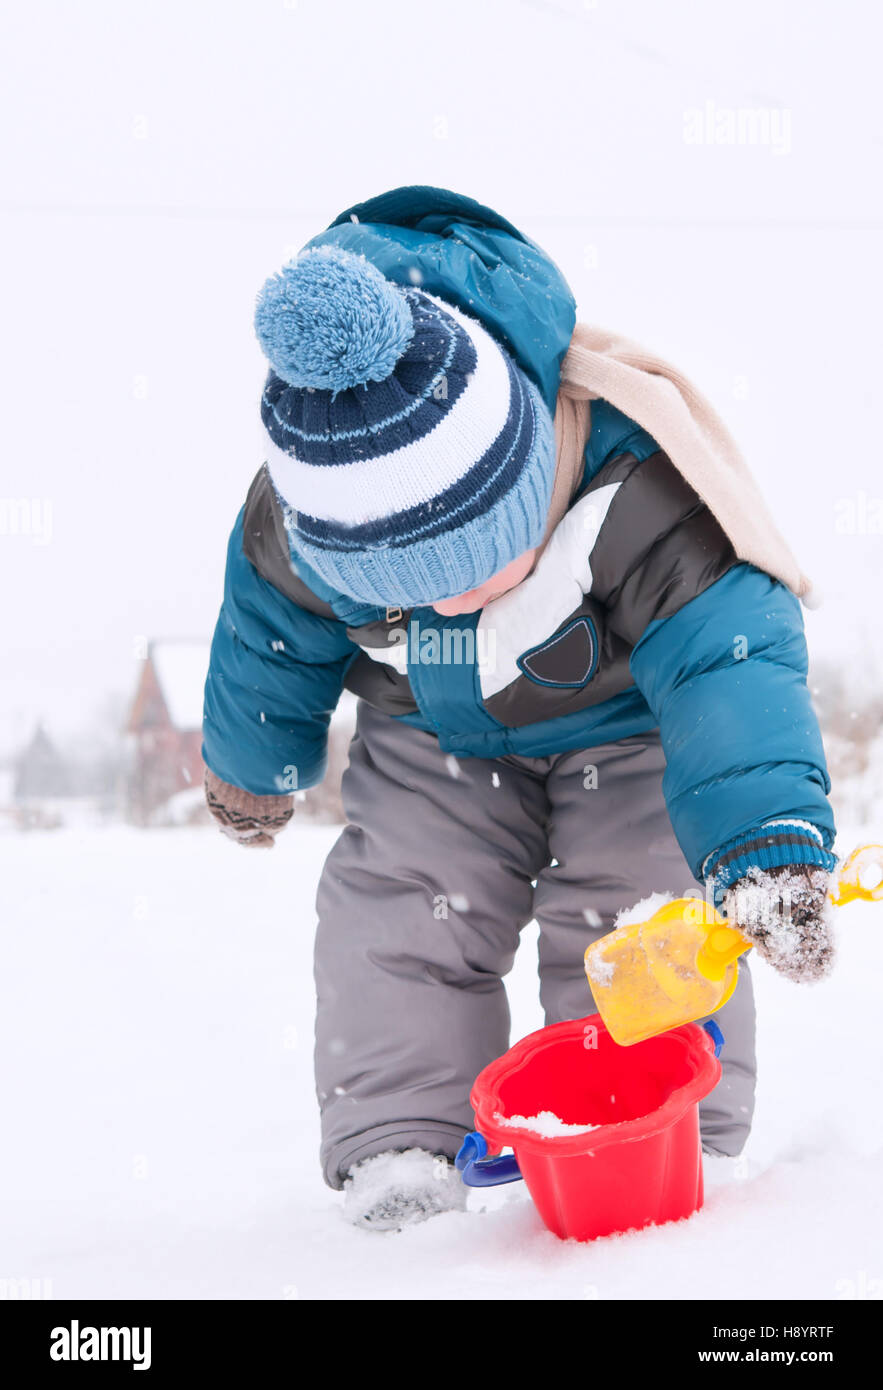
[{"x1": 254, "y1": 246, "x2": 556, "y2": 606}]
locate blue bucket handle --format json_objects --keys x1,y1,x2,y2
[
  {"x1": 455, "y1": 1130, "x2": 523, "y2": 1187},
  {"x1": 703, "y1": 1018, "x2": 725, "y2": 1058}
]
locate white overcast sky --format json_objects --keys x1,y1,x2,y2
[{"x1": 1, "y1": 0, "x2": 881, "y2": 751}]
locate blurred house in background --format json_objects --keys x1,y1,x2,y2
[
  {"x1": 13, "y1": 722, "x2": 71, "y2": 802},
  {"x1": 9, "y1": 722, "x2": 72, "y2": 828},
  {"x1": 124, "y1": 639, "x2": 356, "y2": 827},
  {"x1": 0, "y1": 638, "x2": 358, "y2": 833},
  {"x1": 126, "y1": 640, "x2": 209, "y2": 826},
  {"x1": 4, "y1": 715, "x2": 127, "y2": 830}
]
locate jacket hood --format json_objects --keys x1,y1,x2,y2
[{"x1": 302, "y1": 185, "x2": 577, "y2": 415}]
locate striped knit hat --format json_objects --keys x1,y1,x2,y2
[{"x1": 254, "y1": 246, "x2": 556, "y2": 606}]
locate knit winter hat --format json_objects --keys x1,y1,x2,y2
[{"x1": 254, "y1": 245, "x2": 556, "y2": 607}]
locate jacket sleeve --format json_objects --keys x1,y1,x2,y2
[
  {"x1": 584, "y1": 441, "x2": 837, "y2": 898},
  {"x1": 202, "y1": 508, "x2": 357, "y2": 796}
]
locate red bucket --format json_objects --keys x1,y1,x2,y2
[{"x1": 456, "y1": 1013, "x2": 722, "y2": 1241}]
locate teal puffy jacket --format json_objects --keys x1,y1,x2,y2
[{"x1": 203, "y1": 186, "x2": 836, "y2": 899}]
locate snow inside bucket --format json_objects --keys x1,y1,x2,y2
[{"x1": 467, "y1": 1013, "x2": 721, "y2": 1240}]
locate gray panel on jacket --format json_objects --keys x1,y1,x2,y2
[{"x1": 241, "y1": 465, "x2": 338, "y2": 619}]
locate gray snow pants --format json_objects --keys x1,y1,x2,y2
[{"x1": 314, "y1": 701, "x2": 756, "y2": 1188}]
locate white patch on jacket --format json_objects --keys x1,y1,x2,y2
[{"x1": 477, "y1": 482, "x2": 622, "y2": 698}]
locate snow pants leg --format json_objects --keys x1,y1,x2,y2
[
  {"x1": 314, "y1": 703, "x2": 756, "y2": 1188},
  {"x1": 314, "y1": 702, "x2": 550, "y2": 1188}
]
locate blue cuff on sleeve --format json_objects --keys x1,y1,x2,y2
[{"x1": 703, "y1": 819, "x2": 838, "y2": 907}]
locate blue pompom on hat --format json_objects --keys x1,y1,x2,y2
[{"x1": 255, "y1": 245, "x2": 556, "y2": 607}]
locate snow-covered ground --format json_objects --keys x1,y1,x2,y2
[{"x1": 2, "y1": 822, "x2": 881, "y2": 1301}]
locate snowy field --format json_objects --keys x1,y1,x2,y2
[{"x1": 2, "y1": 822, "x2": 881, "y2": 1301}]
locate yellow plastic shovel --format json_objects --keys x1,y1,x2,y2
[{"x1": 584, "y1": 843, "x2": 883, "y2": 1046}]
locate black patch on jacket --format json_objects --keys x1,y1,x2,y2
[
  {"x1": 518, "y1": 615, "x2": 598, "y2": 687},
  {"x1": 485, "y1": 595, "x2": 635, "y2": 726}
]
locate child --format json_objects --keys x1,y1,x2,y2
[{"x1": 203, "y1": 186, "x2": 837, "y2": 1230}]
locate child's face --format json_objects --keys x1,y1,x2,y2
[{"x1": 431, "y1": 548, "x2": 538, "y2": 616}]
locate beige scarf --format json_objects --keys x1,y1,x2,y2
[{"x1": 539, "y1": 322, "x2": 812, "y2": 602}]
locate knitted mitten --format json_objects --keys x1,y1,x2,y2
[
  {"x1": 722, "y1": 863, "x2": 834, "y2": 983},
  {"x1": 204, "y1": 768, "x2": 294, "y2": 848}
]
